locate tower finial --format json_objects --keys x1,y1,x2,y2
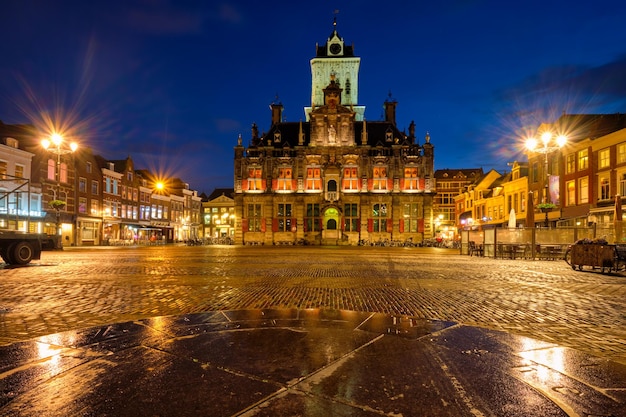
[{"x1": 333, "y1": 9, "x2": 339, "y2": 26}]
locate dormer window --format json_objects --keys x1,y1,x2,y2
[{"x1": 274, "y1": 131, "x2": 281, "y2": 143}]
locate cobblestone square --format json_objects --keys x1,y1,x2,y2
[{"x1": 1, "y1": 245, "x2": 625, "y2": 365}]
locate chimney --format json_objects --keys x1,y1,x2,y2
[
  {"x1": 270, "y1": 102, "x2": 283, "y2": 125},
  {"x1": 384, "y1": 96, "x2": 397, "y2": 126}
]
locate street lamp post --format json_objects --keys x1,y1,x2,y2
[
  {"x1": 525, "y1": 132, "x2": 566, "y2": 228},
  {"x1": 41, "y1": 133, "x2": 78, "y2": 245}
]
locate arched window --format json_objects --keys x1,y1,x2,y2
[
  {"x1": 327, "y1": 219, "x2": 337, "y2": 230},
  {"x1": 327, "y1": 180, "x2": 337, "y2": 191}
]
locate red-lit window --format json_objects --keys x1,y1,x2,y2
[
  {"x1": 277, "y1": 167, "x2": 292, "y2": 191},
  {"x1": 342, "y1": 167, "x2": 359, "y2": 191},
  {"x1": 404, "y1": 167, "x2": 418, "y2": 190},
  {"x1": 248, "y1": 168, "x2": 262, "y2": 191},
  {"x1": 306, "y1": 167, "x2": 321, "y2": 191},
  {"x1": 373, "y1": 166, "x2": 387, "y2": 190}
]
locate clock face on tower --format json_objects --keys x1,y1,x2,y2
[{"x1": 329, "y1": 43, "x2": 341, "y2": 55}]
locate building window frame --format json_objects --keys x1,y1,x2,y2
[
  {"x1": 372, "y1": 166, "x2": 388, "y2": 191},
  {"x1": 403, "y1": 167, "x2": 419, "y2": 190},
  {"x1": 578, "y1": 149, "x2": 589, "y2": 171},
  {"x1": 599, "y1": 148, "x2": 610, "y2": 169},
  {"x1": 578, "y1": 177, "x2": 589, "y2": 204},
  {"x1": 372, "y1": 202, "x2": 388, "y2": 232},
  {"x1": 342, "y1": 166, "x2": 359, "y2": 191},
  {"x1": 343, "y1": 203, "x2": 359, "y2": 231},
  {"x1": 599, "y1": 176, "x2": 611, "y2": 201},
  {"x1": 566, "y1": 180, "x2": 575, "y2": 206},
  {"x1": 276, "y1": 167, "x2": 293, "y2": 191},
  {"x1": 306, "y1": 166, "x2": 322, "y2": 191},
  {"x1": 305, "y1": 203, "x2": 321, "y2": 231},
  {"x1": 277, "y1": 203, "x2": 292, "y2": 232},
  {"x1": 247, "y1": 204, "x2": 262, "y2": 232},
  {"x1": 566, "y1": 153, "x2": 576, "y2": 174}
]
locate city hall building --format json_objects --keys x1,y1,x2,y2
[{"x1": 233, "y1": 21, "x2": 436, "y2": 245}]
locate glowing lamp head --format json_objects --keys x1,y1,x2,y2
[
  {"x1": 41, "y1": 139, "x2": 51, "y2": 150},
  {"x1": 51, "y1": 133, "x2": 63, "y2": 146},
  {"x1": 155, "y1": 182, "x2": 165, "y2": 191},
  {"x1": 525, "y1": 137, "x2": 538, "y2": 151},
  {"x1": 70, "y1": 142, "x2": 78, "y2": 152},
  {"x1": 556, "y1": 135, "x2": 567, "y2": 147}
]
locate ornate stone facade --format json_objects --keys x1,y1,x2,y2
[{"x1": 233, "y1": 23, "x2": 435, "y2": 245}]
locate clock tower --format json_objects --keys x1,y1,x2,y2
[{"x1": 305, "y1": 18, "x2": 365, "y2": 121}]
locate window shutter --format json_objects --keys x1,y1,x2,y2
[
  {"x1": 261, "y1": 218, "x2": 266, "y2": 232},
  {"x1": 399, "y1": 219, "x2": 404, "y2": 233},
  {"x1": 272, "y1": 218, "x2": 278, "y2": 232},
  {"x1": 386, "y1": 219, "x2": 393, "y2": 233},
  {"x1": 242, "y1": 218, "x2": 249, "y2": 232},
  {"x1": 367, "y1": 218, "x2": 373, "y2": 233},
  {"x1": 291, "y1": 218, "x2": 297, "y2": 232},
  {"x1": 387, "y1": 178, "x2": 393, "y2": 190},
  {"x1": 418, "y1": 218, "x2": 424, "y2": 233}
]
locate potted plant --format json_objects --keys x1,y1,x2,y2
[
  {"x1": 537, "y1": 202, "x2": 556, "y2": 212},
  {"x1": 49, "y1": 199, "x2": 66, "y2": 210}
]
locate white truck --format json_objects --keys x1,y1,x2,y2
[{"x1": 0, "y1": 177, "x2": 58, "y2": 265}]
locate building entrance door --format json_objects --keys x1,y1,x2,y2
[{"x1": 322, "y1": 207, "x2": 340, "y2": 243}]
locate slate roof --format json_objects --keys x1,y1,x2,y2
[
  {"x1": 207, "y1": 188, "x2": 234, "y2": 201},
  {"x1": 252, "y1": 120, "x2": 413, "y2": 148}
]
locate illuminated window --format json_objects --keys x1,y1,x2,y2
[
  {"x1": 277, "y1": 167, "x2": 292, "y2": 191},
  {"x1": 344, "y1": 203, "x2": 358, "y2": 231},
  {"x1": 79, "y1": 177, "x2": 87, "y2": 193},
  {"x1": 372, "y1": 203, "x2": 387, "y2": 232},
  {"x1": 578, "y1": 177, "x2": 588, "y2": 204},
  {"x1": 306, "y1": 167, "x2": 322, "y2": 191},
  {"x1": 248, "y1": 168, "x2": 263, "y2": 191},
  {"x1": 620, "y1": 172, "x2": 626, "y2": 196},
  {"x1": 566, "y1": 180, "x2": 575, "y2": 206},
  {"x1": 0, "y1": 161, "x2": 6, "y2": 179},
  {"x1": 373, "y1": 166, "x2": 387, "y2": 190},
  {"x1": 404, "y1": 167, "x2": 419, "y2": 190},
  {"x1": 91, "y1": 200, "x2": 99, "y2": 216},
  {"x1": 618, "y1": 143, "x2": 626, "y2": 164},
  {"x1": 403, "y1": 203, "x2": 419, "y2": 232},
  {"x1": 578, "y1": 149, "x2": 588, "y2": 170},
  {"x1": 14, "y1": 164, "x2": 24, "y2": 178},
  {"x1": 60, "y1": 162, "x2": 68, "y2": 183},
  {"x1": 47, "y1": 159, "x2": 55, "y2": 180},
  {"x1": 248, "y1": 204, "x2": 262, "y2": 232},
  {"x1": 599, "y1": 148, "x2": 610, "y2": 169},
  {"x1": 79, "y1": 197, "x2": 87, "y2": 214},
  {"x1": 342, "y1": 167, "x2": 359, "y2": 190},
  {"x1": 566, "y1": 153, "x2": 575, "y2": 174}
]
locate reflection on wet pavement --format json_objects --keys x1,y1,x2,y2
[{"x1": 1, "y1": 309, "x2": 625, "y2": 416}]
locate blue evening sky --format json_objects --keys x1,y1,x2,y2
[{"x1": 1, "y1": 1, "x2": 626, "y2": 193}]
